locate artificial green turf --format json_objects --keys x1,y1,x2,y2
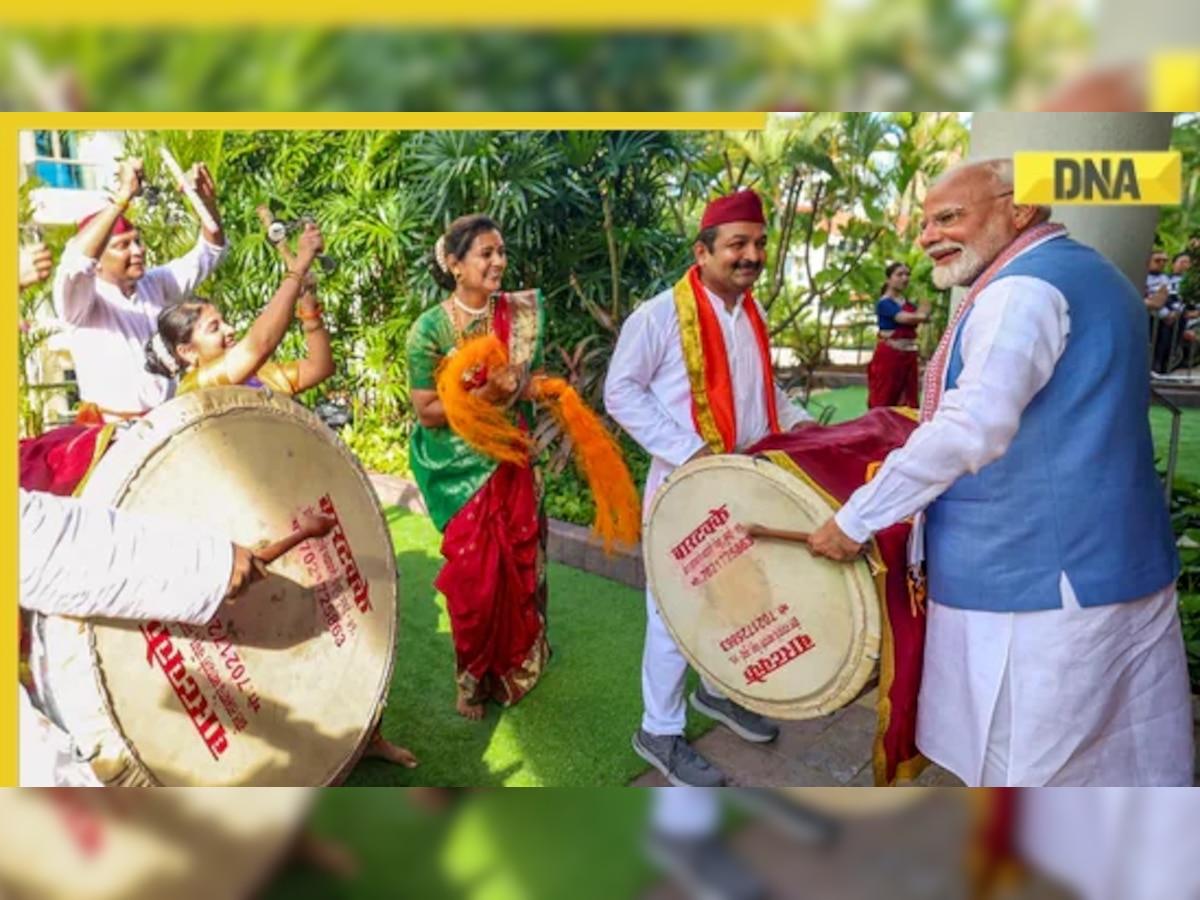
[
  {"x1": 264, "y1": 789, "x2": 657, "y2": 900},
  {"x1": 342, "y1": 508, "x2": 712, "y2": 789},
  {"x1": 808, "y1": 385, "x2": 1200, "y2": 484}
]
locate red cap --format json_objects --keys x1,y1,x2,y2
[
  {"x1": 700, "y1": 190, "x2": 766, "y2": 231},
  {"x1": 77, "y1": 210, "x2": 136, "y2": 236}
]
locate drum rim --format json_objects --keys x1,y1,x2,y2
[
  {"x1": 644, "y1": 453, "x2": 882, "y2": 720},
  {"x1": 77, "y1": 387, "x2": 398, "y2": 786}
]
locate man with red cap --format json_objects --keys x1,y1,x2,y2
[
  {"x1": 605, "y1": 189, "x2": 816, "y2": 786},
  {"x1": 52, "y1": 156, "x2": 227, "y2": 420}
]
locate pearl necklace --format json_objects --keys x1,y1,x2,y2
[{"x1": 453, "y1": 294, "x2": 489, "y2": 316}]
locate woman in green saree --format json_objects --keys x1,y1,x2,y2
[{"x1": 406, "y1": 214, "x2": 550, "y2": 720}]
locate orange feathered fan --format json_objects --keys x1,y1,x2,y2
[{"x1": 434, "y1": 333, "x2": 641, "y2": 552}]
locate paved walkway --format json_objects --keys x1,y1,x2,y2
[
  {"x1": 640, "y1": 790, "x2": 1074, "y2": 900},
  {"x1": 629, "y1": 687, "x2": 962, "y2": 788},
  {"x1": 631, "y1": 691, "x2": 1200, "y2": 788}
]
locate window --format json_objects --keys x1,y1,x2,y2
[{"x1": 31, "y1": 131, "x2": 82, "y2": 188}]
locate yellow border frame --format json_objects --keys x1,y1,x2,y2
[{"x1": 0, "y1": 3, "x2": 817, "y2": 26}]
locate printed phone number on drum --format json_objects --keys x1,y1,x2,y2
[{"x1": 719, "y1": 604, "x2": 792, "y2": 652}]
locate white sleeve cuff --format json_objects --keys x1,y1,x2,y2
[{"x1": 834, "y1": 503, "x2": 873, "y2": 545}]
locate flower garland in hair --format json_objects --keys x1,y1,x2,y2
[
  {"x1": 151, "y1": 332, "x2": 181, "y2": 377},
  {"x1": 434, "y1": 235, "x2": 449, "y2": 274}
]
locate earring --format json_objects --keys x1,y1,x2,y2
[{"x1": 454, "y1": 270, "x2": 462, "y2": 281}]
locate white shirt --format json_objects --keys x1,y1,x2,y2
[
  {"x1": 834, "y1": 275, "x2": 1070, "y2": 542},
  {"x1": 604, "y1": 281, "x2": 813, "y2": 515},
  {"x1": 19, "y1": 488, "x2": 234, "y2": 786},
  {"x1": 52, "y1": 234, "x2": 227, "y2": 415}
]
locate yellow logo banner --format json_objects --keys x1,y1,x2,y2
[{"x1": 1014, "y1": 152, "x2": 1182, "y2": 206}]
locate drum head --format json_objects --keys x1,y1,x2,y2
[
  {"x1": 54, "y1": 387, "x2": 397, "y2": 786},
  {"x1": 644, "y1": 455, "x2": 880, "y2": 720},
  {"x1": 0, "y1": 788, "x2": 312, "y2": 900}
]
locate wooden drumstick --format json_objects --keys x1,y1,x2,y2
[
  {"x1": 159, "y1": 147, "x2": 220, "y2": 234},
  {"x1": 745, "y1": 524, "x2": 811, "y2": 545},
  {"x1": 254, "y1": 514, "x2": 336, "y2": 566}
]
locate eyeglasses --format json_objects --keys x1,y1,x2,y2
[{"x1": 919, "y1": 191, "x2": 1014, "y2": 233}]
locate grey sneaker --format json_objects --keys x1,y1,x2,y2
[
  {"x1": 633, "y1": 729, "x2": 726, "y2": 787},
  {"x1": 690, "y1": 685, "x2": 779, "y2": 744},
  {"x1": 645, "y1": 831, "x2": 768, "y2": 900},
  {"x1": 728, "y1": 787, "x2": 840, "y2": 847}
]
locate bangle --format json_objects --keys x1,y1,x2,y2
[
  {"x1": 297, "y1": 303, "x2": 324, "y2": 321},
  {"x1": 282, "y1": 271, "x2": 305, "y2": 287}
]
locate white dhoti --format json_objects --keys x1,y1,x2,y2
[
  {"x1": 1018, "y1": 788, "x2": 1200, "y2": 900},
  {"x1": 917, "y1": 576, "x2": 1194, "y2": 787}
]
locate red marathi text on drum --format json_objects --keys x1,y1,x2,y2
[
  {"x1": 720, "y1": 605, "x2": 786, "y2": 652},
  {"x1": 671, "y1": 505, "x2": 732, "y2": 562},
  {"x1": 743, "y1": 632, "x2": 817, "y2": 685},
  {"x1": 141, "y1": 621, "x2": 230, "y2": 760},
  {"x1": 319, "y1": 494, "x2": 371, "y2": 615},
  {"x1": 686, "y1": 529, "x2": 754, "y2": 587},
  {"x1": 174, "y1": 618, "x2": 263, "y2": 733},
  {"x1": 39, "y1": 789, "x2": 118, "y2": 857},
  {"x1": 726, "y1": 612, "x2": 807, "y2": 666},
  {"x1": 295, "y1": 500, "x2": 365, "y2": 648}
]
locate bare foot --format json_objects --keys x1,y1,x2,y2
[
  {"x1": 294, "y1": 830, "x2": 359, "y2": 880},
  {"x1": 408, "y1": 788, "x2": 457, "y2": 812},
  {"x1": 365, "y1": 734, "x2": 419, "y2": 768},
  {"x1": 456, "y1": 696, "x2": 486, "y2": 720}
]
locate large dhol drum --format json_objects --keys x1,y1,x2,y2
[
  {"x1": 643, "y1": 409, "x2": 919, "y2": 723},
  {"x1": 0, "y1": 788, "x2": 312, "y2": 900},
  {"x1": 32, "y1": 387, "x2": 398, "y2": 786}
]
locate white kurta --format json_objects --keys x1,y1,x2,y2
[
  {"x1": 19, "y1": 488, "x2": 234, "y2": 787},
  {"x1": 52, "y1": 233, "x2": 227, "y2": 416},
  {"x1": 605, "y1": 282, "x2": 812, "y2": 735},
  {"x1": 1017, "y1": 789, "x2": 1200, "y2": 900},
  {"x1": 833, "y1": 264, "x2": 1193, "y2": 786}
]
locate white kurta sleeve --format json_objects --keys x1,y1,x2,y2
[
  {"x1": 604, "y1": 305, "x2": 707, "y2": 466},
  {"x1": 51, "y1": 242, "x2": 102, "y2": 326},
  {"x1": 20, "y1": 489, "x2": 233, "y2": 625},
  {"x1": 141, "y1": 234, "x2": 228, "y2": 305},
  {"x1": 775, "y1": 383, "x2": 816, "y2": 430},
  {"x1": 835, "y1": 276, "x2": 1070, "y2": 543}
]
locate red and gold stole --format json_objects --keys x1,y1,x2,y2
[{"x1": 674, "y1": 265, "x2": 781, "y2": 452}]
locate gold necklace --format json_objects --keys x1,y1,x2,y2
[{"x1": 450, "y1": 294, "x2": 495, "y2": 346}]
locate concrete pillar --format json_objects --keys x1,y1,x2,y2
[{"x1": 963, "y1": 112, "x2": 1175, "y2": 296}]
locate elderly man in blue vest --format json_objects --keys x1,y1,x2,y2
[{"x1": 809, "y1": 158, "x2": 1192, "y2": 787}]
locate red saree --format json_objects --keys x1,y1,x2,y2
[
  {"x1": 867, "y1": 340, "x2": 920, "y2": 409},
  {"x1": 410, "y1": 290, "x2": 551, "y2": 709},
  {"x1": 434, "y1": 461, "x2": 550, "y2": 707}
]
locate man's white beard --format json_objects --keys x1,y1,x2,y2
[
  {"x1": 930, "y1": 244, "x2": 984, "y2": 290},
  {"x1": 928, "y1": 220, "x2": 1012, "y2": 290}
]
